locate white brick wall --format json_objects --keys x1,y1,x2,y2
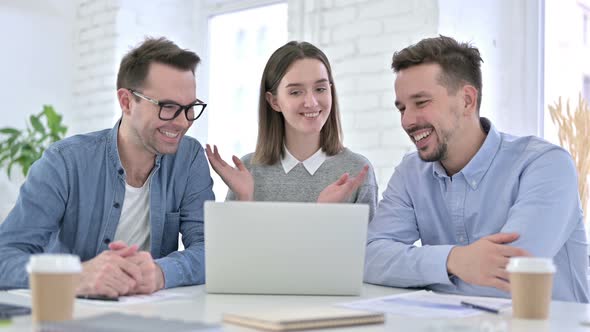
[
  {"x1": 288, "y1": 0, "x2": 437, "y2": 194},
  {"x1": 71, "y1": 0, "x2": 196, "y2": 135},
  {"x1": 71, "y1": 0, "x2": 120, "y2": 135},
  {"x1": 70, "y1": 0, "x2": 412, "y2": 196},
  {"x1": 66, "y1": 0, "x2": 538, "y2": 199},
  {"x1": 0, "y1": 0, "x2": 550, "y2": 219},
  {"x1": 0, "y1": 1, "x2": 76, "y2": 221}
]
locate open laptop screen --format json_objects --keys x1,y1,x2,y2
[{"x1": 204, "y1": 201, "x2": 369, "y2": 295}]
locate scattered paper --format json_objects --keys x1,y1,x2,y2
[
  {"x1": 338, "y1": 290, "x2": 511, "y2": 318},
  {"x1": 41, "y1": 312, "x2": 221, "y2": 332},
  {"x1": 8, "y1": 289, "x2": 190, "y2": 305},
  {"x1": 102, "y1": 291, "x2": 190, "y2": 305}
]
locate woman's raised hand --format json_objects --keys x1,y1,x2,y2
[
  {"x1": 317, "y1": 165, "x2": 369, "y2": 203},
  {"x1": 205, "y1": 144, "x2": 254, "y2": 201}
]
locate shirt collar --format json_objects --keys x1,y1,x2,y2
[
  {"x1": 108, "y1": 118, "x2": 162, "y2": 180},
  {"x1": 461, "y1": 118, "x2": 500, "y2": 189},
  {"x1": 432, "y1": 117, "x2": 500, "y2": 190},
  {"x1": 107, "y1": 119, "x2": 125, "y2": 178},
  {"x1": 281, "y1": 146, "x2": 327, "y2": 175}
]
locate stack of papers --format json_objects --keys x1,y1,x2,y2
[
  {"x1": 223, "y1": 306, "x2": 384, "y2": 331},
  {"x1": 8, "y1": 289, "x2": 190, "y2": 305},
  {"x1": 338, "y1": 290, "x2": 512, "y2": 318}
]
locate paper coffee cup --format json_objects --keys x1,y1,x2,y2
[
  {"x1": 507, "y1": 257, "x2": 555, "y2": 319},
  {"x1": 27, "y1": 254, "x2": 82, "y2": 323}
]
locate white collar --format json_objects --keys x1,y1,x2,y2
[{"x1": 281, "y1": 147, "x2": 327, "y2": 175}]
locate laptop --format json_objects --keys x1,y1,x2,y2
[{"x1": 204, "y1": 201, "x2": 369, "y2": 296}]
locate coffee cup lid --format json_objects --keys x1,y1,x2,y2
[
  {"x1": 26, "y1": 254, "x2": 82, "y2": 274},
  {"x1": 506, "y1": 257, "x2": 556, "y2": 274}
]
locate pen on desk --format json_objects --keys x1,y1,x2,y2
[
  {"x1": 76, "y1": 294, "x2": 119, "y2": 302},
  {"x1": 460, "y1": 301, "x2": 500, "y2": 314}
]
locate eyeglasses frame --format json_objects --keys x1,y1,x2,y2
[{"x1": 128, "y1": 89, "x2": 207, "y2": 121}]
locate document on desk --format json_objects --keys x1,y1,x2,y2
[
  {"x1": 338, "y1": 290, "x2": 511, "y2": 318},
  {"x1": 41, "y1": 312, "x2": 221, "y2": 332},
  {"x1": 8, "y1": 289, "x2": 190, "y2": 305}
]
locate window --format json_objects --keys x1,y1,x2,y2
[
  {"x1": 207, "y1": 3, "x2": 287, "y2": 200},
  {"x1": 584, "y1": 12, "x2": 589, "y2": 45},
  {"x1": 545, "y1": 0, "x2": 590, "y2": 229},
  {"x1": 544, "y1": 0, "x2": 589, "y2": 141},
  {"x1": 584, "y1": 76, "x2": 590, "y2": 102}
]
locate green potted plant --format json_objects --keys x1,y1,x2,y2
[{"x1": 0, "y1": 105, "x2": 68, "y2": 178}]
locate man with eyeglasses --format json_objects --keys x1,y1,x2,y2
[{"x1": 0, "y1": 37, "x2": 214, "y2": 297}]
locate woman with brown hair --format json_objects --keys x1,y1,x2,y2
[{"x1": 206, "y1": 41, "x2": 377, "y2": 220}]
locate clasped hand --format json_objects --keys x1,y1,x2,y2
[{"x1": 76, "y1": 241, "x2": 164, "y2": 298}]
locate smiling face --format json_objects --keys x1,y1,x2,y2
[
  {"x1": 395, "y1": 63, "x2": 465, "y2": 162},
  {"x1": 266, "y1": 58, "x2": 332, "y2": 139},
  {"x1": 123, "y1": 62, "x2": 196, "y2": 156}
]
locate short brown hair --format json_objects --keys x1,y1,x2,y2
[
  {"x1": 391, "y1": 35, "x2": 483, "y2": 111},
  {"x1": 117, "y1": 37, "x2": 200, "y2": 90},
  {"x1": 253, "y1": 41, "x2": 343, "y2": 165}
]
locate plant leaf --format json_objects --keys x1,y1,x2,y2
[
  {"x1": 0, "y1": 152, "x2": 10, "y2": 166},
  {"x1": 0, "y1": 104, "x2": 67, "y2": 177},
  {"x1": 22, "y1": 164, "x2": 30, "y2": 177},
  {"x1": 9, "y1": 144, "x2": 20, "y2": 158},
  {"x1": 7, "y1": 135, "x2": 18, "y2": 146},
  {"x1": 21, "y1": 147, "x2": 35, "y2": 160},
  {"x1": 30, "y1": 114, "x2": 45, "y2": 134},
  {"x1": 7, "y1": 156, "x2": 27, "y2": 178},
  {"x1": 0, "y1": 128, "x2": 20, "y2": 136},
  {"x1": 45, "y1": 106, "x2": 61, "y2": 133}
]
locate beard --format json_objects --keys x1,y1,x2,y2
[
  {"x1": 413, "y1": 125, "x2": 455, "y2": 162},
  {"x1": 135, "y1": 127, "x2": 181, "y2": 156},
  {"x1": 418, "y1": 139, "x2": 448, "y2": 162},
  {"x1": 415, "y1": 104, "x2": 461, "y2": 163}
]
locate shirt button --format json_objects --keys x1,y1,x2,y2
[
  {"x1": 113, "y1": 202, "x2": 120, "y2": 208},
  {"x1": 118, "y1": 169, "x2": 124, "y2": 175},
  {"x1": 103, "y1": 238, "x2": 111, "y2": 244},
  {"x1": 458, "y1": 236, "x2": 465, "y2": 242}
]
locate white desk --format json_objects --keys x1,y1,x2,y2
[{"x1": 1, "y1": 283, "x2": 589, "y2": 331}]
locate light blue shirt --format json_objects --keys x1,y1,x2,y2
[
  {"x1": 364, "y1": 118, "x2": 589, "y2": 303},
  {"x1": 0, "y1": 121, "x2": 215, "y2": 289}
]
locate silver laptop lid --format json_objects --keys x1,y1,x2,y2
[{"x1": 204, "y1": 201, "x2": 369, "y2": 295}]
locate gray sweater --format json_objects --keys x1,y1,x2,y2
[{"x1": 227, "y1": 148, "x2": 378, "y2": 221}]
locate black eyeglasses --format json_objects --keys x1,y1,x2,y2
[{"x1": 128, "y1": 89, "x2": 207, "y2": 121}]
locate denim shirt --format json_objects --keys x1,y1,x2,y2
[
  {"x1": 0, "y1": 121, "x2": 215, "y2": 289},
  {"x1": 364, "y1": 118, "x2": 589, "y2": 303}
]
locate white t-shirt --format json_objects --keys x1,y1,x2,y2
[{"x1": 113, "y1": 176, "x2": 151, "y2": 252}]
